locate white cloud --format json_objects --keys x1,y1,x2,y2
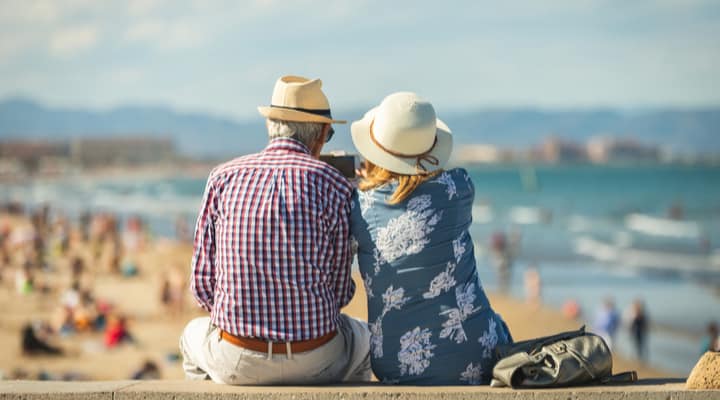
[
  {"x1": 49, "y1": 26, "x2": 99, "y2": 55},
  {"x1": 0, "y1": 0, "x2": 60, "y2": 23},
  {"x1": 0, "y1": 39, "x2": 25, "y2": 61},
  {"x1": 124, "y1": 19, "x2": 208, "y2": 49},
  {"x1": 1, "y1": 0, "x2": 718, "y2": 112},
  {"x1": 105, "y1": 66, "x2": 145, "y2": 85},
  {"x1": 127, "y1": 0, "x2": 165, "y2": 17},
  {"x1": 125, "y1": 20, "x2": 164, "y2": 41},
  {"x1": 0, "y1": 0, "x2": 106, "y2": 23}
]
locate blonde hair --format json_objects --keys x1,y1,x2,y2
[{"x1": 358, "y1": 161, "x2": 441, "y2": 205}]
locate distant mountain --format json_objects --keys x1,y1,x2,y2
[
  {"x1": 0, "y1": 98, "x2": 265, "y2": 158},
  {"x1": 443, "y1": 108, "x2": 720, "y2": 153},
  {"x1": 0, "y1": 98, "x2": 718, "y2": 158}
]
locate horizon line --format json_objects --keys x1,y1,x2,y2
[{"x1": 2, "y1": 95, "x2": 720, "y2": 123}]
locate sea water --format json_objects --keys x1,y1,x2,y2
[
  {"x1": 2, "y1": 164, "x2": 719, "y2": 374},
  {"x1": 469, "y1": 164, "x2": 720, "y2": 375}
]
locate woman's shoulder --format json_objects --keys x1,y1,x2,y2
[
  {"x1": 350, "y1": 186, "x2": 394, "y2": 227},
  {"x1": 420, "y1": 168, "x2": 474, "y2": 199},
  {"x1": 444, "y1": 167, "x2": 472, "y2": 185}
]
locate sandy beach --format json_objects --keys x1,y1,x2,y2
[{"x1": 0, "y1": 213, "x2": 672, "y2": 381}]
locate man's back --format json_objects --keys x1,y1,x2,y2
[
  {"x1": 181, "y1": 75, "x2": 370, "y2": 385},
  {"x1": 191, "y1": 137, "x2": 355, "y2": 342}
]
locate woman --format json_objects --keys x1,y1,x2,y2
[{"x1": 350, "y1": 92, "x2": 512, "y2": 385}]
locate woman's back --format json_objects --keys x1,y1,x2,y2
[{"x1": 351, "y1": 168, "x2": 511, "y2": 385}]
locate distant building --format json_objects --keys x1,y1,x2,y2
[
  {"x1": 70, "y1": 137, "x2": 176, "y2": 167},
  {"x1": 587, "y1": 137, "x2": 660, "y2": 164},
  {"x1": 0, "y1": 158, "x2": 25, "y2": 180},
  {"x1": 454, "y1": 144, "x2": 503, "y2": 164},
  {"x1": 537, "y1": 136, "x2": 587, "y2": 163},
  {"x1": 0, "y1": 140, "x2": 70, "y2": 172}
]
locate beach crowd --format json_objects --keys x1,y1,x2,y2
[{"x1": 0, "y1": 202, "x2": 188, "y2": 380}]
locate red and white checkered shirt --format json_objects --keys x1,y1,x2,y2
[{"x1": 190, "y1": 137, "x2": 355, "y2": 342}]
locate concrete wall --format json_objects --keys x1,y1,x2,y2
[{"x1": 0, "y1": 379, "x2": 716, "y2": 400}]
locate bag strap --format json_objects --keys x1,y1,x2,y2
[
  {"x1": 598, "y1": 371, "x2": 638, "y2": 384},
  {"x1": 496, "y1": 325, "x2": 586, "y2": 359},
  {"x1": 567, "y1": 347, "x2": 598, "y2": 380},
  {"x1": 528, "y1": 325, "x2": 587, "y2": 355}
]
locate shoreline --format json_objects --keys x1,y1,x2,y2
[
  {"x1": 0, "y1": 163, "x2": 216, "y2": 185},
  {"x1": 4, "y1": 161, "x2": 720, "y2": 186}
]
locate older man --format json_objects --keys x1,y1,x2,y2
[{"x1": 180, "y1": 76, "x2": 371, "y2": 385}]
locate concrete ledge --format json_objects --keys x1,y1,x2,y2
[{"x1": 0, "y1": 379, "x2": 716, "y2": 400}]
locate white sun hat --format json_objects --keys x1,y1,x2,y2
[
  {"x1": 351, "y1": 92, "x2": 452, "y2": 175},
  {"x1": 258, "y1": 75, "x2": 346, "y2": 124}
]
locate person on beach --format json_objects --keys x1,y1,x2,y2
[
  {"x1": 490, "y1": 231, "x2": 511, "y2": 291},
  {"x1": 593, "y1": 297, "x2": 620, "y2": 349},
  {"x1": 700, "y1": 322, "x2": 719, "y2": 354},
  {"x1": 523, "y1": 265, "x2": 542, "y2": 308},
  {"x1": 160, "y1": 265, "x2": 185, "y2": 317},
  {"x1": 131, "y1": 360, "x2": 161, "y2": 380},
  {"x1": 104, "y1": 314, "x2": 134, "y2": 348},
  {"x1": 21, "y1": 321, "x2": 63, "y2": 356},
  {"x1": 349, "y1": 92, "x2": 512, "y2": 385},
  {"x1": 627, "y1": 299, "x2": 649, "y2": 361},
  {"x1": 180, "y1": 75, "x2": 371, "y2": 385},
  {"x1": 0, "y1": 223, "x2": 10, "y2": 279}
]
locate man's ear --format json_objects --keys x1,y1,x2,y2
[
  {"x1": 318, "y1": 124, "x2": 331, "y2": 146},
  {"x1": 311, "y1": 124, "x2": 330, "y2": 157}
]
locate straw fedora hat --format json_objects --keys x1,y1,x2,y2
[
  {"x1": 351, "y1": 92, "x2": 452, "y2": 175},
  {"x1": 258, "y1": 75, "x2": 346, "y2": 124}
]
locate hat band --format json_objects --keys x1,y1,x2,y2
[
  {"x1": 369, "y1": 121, "x2": 439, "y2": 175},
  {"x1": 270, "y1": 105, "x2": 333, "y2": 119}
]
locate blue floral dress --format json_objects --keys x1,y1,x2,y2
[{"x1": 351, "y1": 168, "x2": 512, "y2": 385}]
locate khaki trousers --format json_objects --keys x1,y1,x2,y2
[{"x1": 179, "y1": 314, "x2": 372, "y2": 385}]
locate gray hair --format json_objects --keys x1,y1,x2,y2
[{"x1": 267, "y1": 118, "x2": 325, "y2": 148}]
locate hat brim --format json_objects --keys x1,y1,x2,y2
[
  {"x1": 351, "y1": 107, "x2": 453, "y2": 175},
  {"x1": 258, "y1": 106, "x2": 346, "y2": 124}
]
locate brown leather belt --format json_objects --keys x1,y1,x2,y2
[{"x1": 219, "y1": 329, "x2": 337, "y2": 354}]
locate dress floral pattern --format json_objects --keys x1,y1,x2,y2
[
  {"x1": 459, "y1": 362, "x2": 483, "y2": 385},
  {"x1": 374, "y1": 194, "x2": 442, "y2": 264},
  {"x1": 358, "y1": 189, "x2": 375, "y2": 216},
  {"x1": 363, "y1": 273, "x2": 374, "y2": 298},
  {"x1": 433, "y1": 171, "x2": 457, "y2": 200},
  {"x1": 398, "y1": 327, "x2": 436, "y2": 376},
  {"x1": 477, "y1": 318, "x2": 499, "y2": 359},
  {"x1": 423, "y1": 261, "x2": 457, "y2": 299},
  {"x1": 452, "y1": 232, "x2": 467, "y2": 263},
  {"x1": 439, "y1": 282, "x2": 481, "y2": 344},
  {"x1": 351, "y1": 168, "x2": 512, "y2": 385},
  {"x1": 369, "y1": 285, "x2": 411, "y2": 358},
  {"x1": 372, "y1": 248, "x2": 383, "y2": 276}
]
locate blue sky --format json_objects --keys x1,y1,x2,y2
[{"x1": 1, "y1": 0, "x2": 719, "y2": 119}]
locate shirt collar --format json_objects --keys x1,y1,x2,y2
[{"x1": 264, "y1": 137, "x2": 311, "y2": 155}]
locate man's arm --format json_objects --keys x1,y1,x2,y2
[
  {"x1": 190, "y1": 174, "x2": 219, "y2": 312},
  {"x1": 329, "y1": 193, "x2": 356, "y2": 309}
]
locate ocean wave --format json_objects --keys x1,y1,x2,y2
[
  {"x1": 90, "y1": 190, "x2": 199, "y2": 216},
  {"x1": 625, "y1": 213, "x2": 702, "y2": 239},
  {"x1": 508, "y1": 206, "x2": 552, "y2": 225},
  {"x1": 472, "y1": 205, "x2": 493, "y2": 224},
  {"x1": 574, "y1": 235, "x2": 719, "y2": 274},
  {"x1": 2, "y1": 180, "x2": 201, "y2": 217}
]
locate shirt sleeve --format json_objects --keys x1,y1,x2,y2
[
  {"x1": 329, "y1": 190, "x2": 356, "y2": 309},
  {"x1": 190, "y1": 174, "x2": 219, "y2": 312}
]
